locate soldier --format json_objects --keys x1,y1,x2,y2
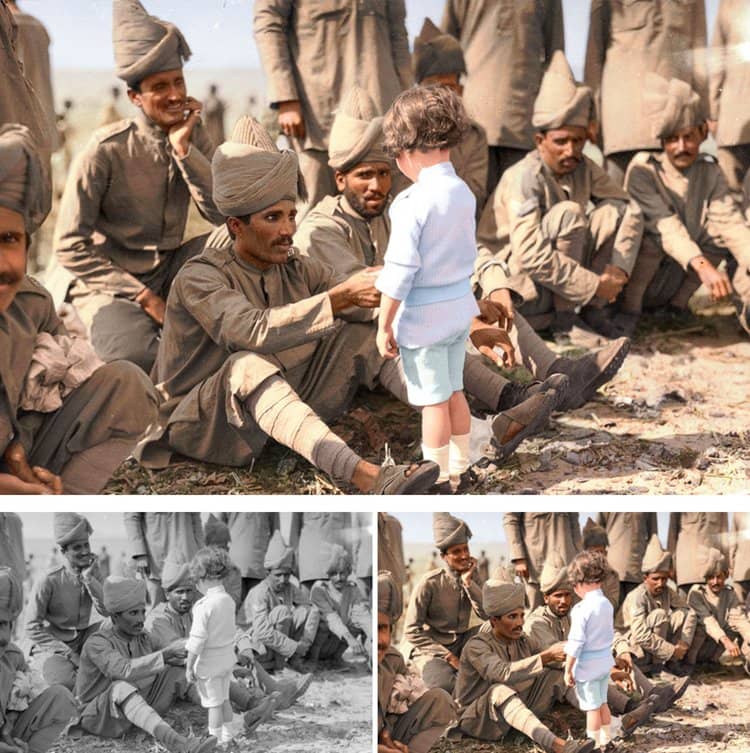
[
  {"x1": 53, "y1": 0, "x2": 222, "y2": 372},
  {"x1": 295, "y1": 512, "x2": 351, "y2": 589},
  {"x1": 730, "y1": 512, "x2": 750, "y2": 606},
  {"x1": 378, "y1": 571, "x2": 456, "y2": 753},
  {"x1": 378, "y1": 513, "x2": 406, "y2": 594},
  {"x1": 204, "y1": 83, "x2": 226, "y2": 148},
  {"x1": 585, "y1": 0, "x2": 708, "y2": 185},
  {"x1": 97, "y1": 86, "x2": 124, "y2": 127},
  {"x1": 476, "y1": 52, "x2": 643, "y2": 343},
  {"x1": 253, "y1": 0, "x2": 411, "y2": 214},
  {"x1": 667, "y1": 512, "x2": 729, "y2": 595},
  {"x1": 442, "y1": 0, "x2": 564, "y2": 193},
  {"x1": 581, "y1": 518, "x2": 621, "y2": 611},
  {"x1": 404, "y1": 513, "x2": 486, "y2": 693}
]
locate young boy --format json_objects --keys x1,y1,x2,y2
[
  {"x1": 565, "y1": 551, "x2": 615, "y2": 750},
  {"x1": 377, "y1": 85, "x2": 479, "y2": 493}
]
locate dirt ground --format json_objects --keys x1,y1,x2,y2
[
  {"x1": 49, "y1": 660, "x2": 371, "y2": 753},
  {"x1": 104, "y1": 302, "x2": 750, "y2": 495},
  {"x1": 432, "y1": 665, "x2": 750, "y2": 753}
]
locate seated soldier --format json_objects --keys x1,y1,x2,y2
[
  {"x1": 0, "y1": 567, "x2": 76, "y2": 753},
  {"x1": 619, "y1": 74, "x2": 750, "y2": 337},
  {"x1": 404, "y1": 513, "x2": 486, "y2": 694},
  {"x1": 687, "y1": 547, "x2": 750, "y2": 673},
  {"x1": 476, "y1": 51, "x2": 643, "y2": 344},
  {"x1": 74, "y1": 576, "x2": 216, "y2": 753},
  {"x1": 0, "y1": 124, "x2": 158, "y2": 495},
  {"x1": 238, "y1": 532, "x2": 320, "y2": 674},
  {"x1": 52, "y1": 0, "x2": 222, "y2": 372},
  {"x1": 618, "y1": 535, "x2": 696, "y2": 677},
  {"x1": 138, "y1": 115, "x2": 440, "y2": 493},
  {"x1": 455, "y1": 579, "x2": 593, "y2": 753},
  {"x1": 25, "y1": 513, "x2": 105, "y2": 690},
  {"x1": 309, "y1": 545, "x2": 370, "y2": 666},
  {"x1": 378, "y1": 571, "x2": 456, "y2": 753}
]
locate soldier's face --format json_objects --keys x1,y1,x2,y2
[
  {"x1": 535, "y1": 126, "x2": 587, "y2": 176},
  {"x1": 330, "y1": 569, "x2": 350, "y2": 591},
  {"x1": 0, "y1": 207, "x2": 27, "y2": 314},
  {"x1": 420, "y1": 74, "x2": 463, "y2": 96},
  {"x1": 0, "y1": 618, "x2": 11, "y2": 654},
  {"x1": 61, "y1": 539, "x2": 93, "y2": 571},
  {"x1": 491, "y1": 609, "x2": 525, "y2": 641},
  {"x1": 544, "y1": 588, "x2": 573, "y2": 618},
  {"x1": 113, "y1": 607, "x2": 147, "y2": 636},
  {"x1": 643, "y1": 572, "x2": 669, "y2": 597},
  {"x1": 168, "y1": 585, "x2": 197, "y2": 614},
  {"x1": 663, "y1": 125, "x2": 706, "y2": 171},
  {"x1": 441, "y1": 543, "x2": 472, "y2": 574},
  {"x1": 129, "y1": 68, "x2": 187, "y2": 130},
  {"x1": 268, "y1": 569, "x2": 291, "y2": 593},
  {"x1": 377, "y1": 611, "x2": 392, "y2": 664},
  {"x1": 336, "y1": 162, "x2": 392, "y2": 219},
  {"x1": 231, "y1": 200, "x2": 297, "y2": 270},
  {"x1": 707, "y1": 571, "x2": 728, "y2": 595}
]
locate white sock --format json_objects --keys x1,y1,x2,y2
[
  {"x1": 221, "y1": 723, "x2": 234, "y2": 743},
  {"x1": 586, "y1": 728, "x2": 599, "y2": 743},
  {"x1": 209, "y1": 726, "x2": 222, "y2": 739},
  {"x1": 448, "y1": 433, "x2": 471, "y2": 484},
  {"x1": 422, "y1": 443, "x2": 450, "y2": 483},
  {"x1": 600, "y1": 725, "x2": 612, "y2": 745}
]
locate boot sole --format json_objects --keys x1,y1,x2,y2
[
  {"x1": 490, "y1": 390, "x2": 557, "y2": 461},
  {"x1": 580, "y1": 336, "x2": 630, "y2": 405}
]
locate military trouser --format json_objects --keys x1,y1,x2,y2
[
  {"x1": 30, "y1": 622, "x2": 102, "y2": 691},
  {"x1": 11, "y1": 684, "x2": 76, "y2": 753},
  {"x1": 256, "y1": 603, "x2": 321, "y2": 669},
  {"x1": 411, "y1": 628, "x2": 480, "y2": 694},
  {"x1": 687, "y1": 623, "x2": 750, "y2": 665},
  {"x1": 629, "y1": 607, "x2": 695, "y2": 670},
  {"x1": 718, "y1": 144, "x2": 750, "y2": 203},
  {"x1": 382, "y1": 688, "x2": 456, "y2": 753}
]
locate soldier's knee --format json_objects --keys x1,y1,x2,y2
[
  {"x1": 647, "y1": 608, "x2": 668, "y2": 627},
  {"x1": 543, "y1": 200, "x2": 587, "y2": 238},
  {"x1": 269, "y1": 604, "x2": 293, "y2": 624},
  {"x1": 111, "y1": 680, "x2": 139, "y2": 704},
  {"x1": 490, "y1": 684, "x2": 516, "y2": 708}
]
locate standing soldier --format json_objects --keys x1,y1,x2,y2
[
  {"x1": 204, "y1": 83, "x2": 226, "y2": 148},
  {"x1": 442, "y1": 0, "x2": 564, "y2": 194},
  {"x1": 730, "y1": 512, "x2": 750, "y2": 607},
  {"x1": 668, "y1": 512, "x2": 729, "y2": 596},
  {"x1": 97, "y1": 86, "x2": 124, "y2": 127},
  {"x1": 253, "y1": 0, "x2": 412, "y2": 215}
]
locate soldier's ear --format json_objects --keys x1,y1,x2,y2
[
  {"x1": 698, "y1": 122, "x2": 708, "y2": 142},
  {"x1": 127, "y1": 88, "x2": 143, "y2": 110}
]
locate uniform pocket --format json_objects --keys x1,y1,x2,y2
[{"x1": 307, "y1": 0, "x2": 350, "y2": 20}]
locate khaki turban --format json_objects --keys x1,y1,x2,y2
[
  {"x1": 413, "y1": 18, "x2": 466, "y2": 84},
  {"x1": 433, "y1": 512, "x2": 472, "y2": 550},
  {"x1": 204, "y1": 514, "x2": 231, "y2": 547},
  {"x1": 328, "y1": 86, "x2": 390, "y2": 172},
  {"x1": 643, "y1": 73, "x2": 706, "y2": 139},
  {"x1": 582, "y1": 518, "x2": 609, "y2": 550},
  {"x1": 483, "y1": 580, "x2": 525, "y2": 617},
  {"x1": 326, "y1": 544, "x2": 353, "y2": 575},
  {"x1": 0, "y1": 567, "x2": 23, "y2": 622},
  {"x1": 113, "y1": 0, "x2": 191, "y2": 87},
  {"x1": 53, "y1": 512, "x2": 92, "y2": 547},
  {"x1": 532, "y1": 51, "x2": 593, "y2": 131},
  {"x1": 642, "y1": 534, "x2": 672, "y2": 574},
  {"x1": 264, "y1": 530, "x2": 295, "y2": 572},
  {"x1": 103, "y1": 576, "x2": 147, "y2": 614},
  {"x1": 0, "y1": 124, "x2": 50, "y2": 234},
  {"x1": 699, "y1": 546, "x2": 728, "y2": 579},
  {"x1": 377, "y1": 570, "x2": 403, "y2": 622},
  {"x1": 540, "y1": 551, "x2": 571, "y2": 595},
  {"x1": 161, "y1": 561, "x2": 194, "y2": 592}
]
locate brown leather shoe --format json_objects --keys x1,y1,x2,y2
[{"x1": 490, "y1": 389, "x2": 558, "y2": 460}]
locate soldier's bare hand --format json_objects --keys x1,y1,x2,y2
[
  {"x1": 610, "y1": 668, "x2": 634, "y2": 693},
  {"x1": 469, "y1": 322, "x2": 517, "y2": 367},
  {"x1": 133, "y1": 555, "x2": 150, "y2": 578},
  {"x1": 614, "y1": 652, "x2": 633, "y2": 672},
  {"x1": 672, "y1": 640, "x2": 689, "y2": 661},
  {"x1": 461, "y1": 557, "x2": 478, "y2": 588},
  {"x1": 328, "y1": 268, "x2": 382, "y2": 312},
  {"x1": 721, "y1": 636, "x2": 741, "y2": 657},
  {"x1": 513, "y1": 558, "x2": 529, "y2": 580},
  {"x1": 596, "y1": 265, "x2": 628, "y2": 303},
  {"x1": 136, "y1": 287, "x2": 166, "y2": 326},
  {"x1": 445, "y1": 652, "x2": 460, "y2": 671},
  {"x1": 31, "y1": 466, "x2": 63, "y2": 494},
  {"x1": 168, "y1": 96, "x2": 202, "y2": 157},
  {"x1": 486, "y1": 288, "x2": 515, "y2": 330},
  {"x1": 278, "y1": 100, "x2": 306, "y2": 140},
  {"x1": 541, "y1": 642, "x2": 566, "y2": 664},
  {"x1": 690, "y1": 255, "x2": 733, "y2": 301}
]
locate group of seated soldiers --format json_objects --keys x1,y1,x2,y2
[
  {"x1": 377, "y1": 511, "x2": 750, "y2": 753},
  {"x1": 0, "y1": 512, "x2": 371, "y2": 753}
]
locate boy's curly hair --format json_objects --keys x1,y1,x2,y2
[
  {"x1": 383, "y1": 84, "x2": 470, "y2": 157},
  {"x1": 567, "y1": 550, "x2": 608, "y2": 585},
  {"x1": 189, "y1": 546, "x2": 231, "y2": 582}
]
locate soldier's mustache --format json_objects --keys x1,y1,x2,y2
[{"x1": 0, "y1": 272, "x2": 21, "y2": 285}]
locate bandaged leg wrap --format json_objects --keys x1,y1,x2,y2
[
  {"x1": 61, "y1": 437, "x2": 136, "y2": 494},
  {"x1": 499, "y1": 696, "x2": 557, "y2": 752},
  {"x1": 245, "y1": 376, "x2": 361, "y2": 483},
  {"x1": 422, "y1": 443, "x2": 450, "y2": 483},
  {"x1": 449, "y1": 433, "x2": 471, "y2": 481},
  {"x1": 121, "y1": 693, "x2": 165, "y2": 737}
]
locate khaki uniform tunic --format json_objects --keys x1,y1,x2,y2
[
  {"x1": 310, "y1": 579, "x2": 369, "y2": 640},
  {"x1": 524, "y1": 604, "x2": 570, "y2": 650},
  {"x1": 144, "y1": 601, "x2": 192, "y2": 648},
  {"x1": 0, "y1": 513, "x2": 25, "y2": 590},
  {"x1": 595, "y1": 513, "x2": 658, "y2": 584},
  {"x1": 253, "y1": 0, "x2": 411, "y2": 152},
  {"x1": 731, "y1": 512, "x2": 750, "y2": 583},
  {"x1": 378, "y1": 513, "x2": 405, "y2": 589},
  {"x1": 220, "y1": 513, "x2": 279, "y2": 580},
  {"x1": 295, "y1": 512, "x2": 352, "y2": 583},
  {"x1": 477, "y1": 151, "x2": 643, "y2": 306},
  {"x1": 442, "y1": 0, "x2": 564, "y2": 150},
  {"x1": 584, "y1": 0, "x2": 708, "y2": 156},
  {"x1": 667, "y1": 512, "x2": 729, "y2": 587},
  {"x1": 687, "y1": 584, "x2": 750, "y2": 650}
]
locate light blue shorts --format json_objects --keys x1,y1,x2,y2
[
  {"x1": 399, "y1": 328, "x2": 469, "y2": 407},
  {"x1": 575, "y1": 672, "x2": 610, "y2": 711}
]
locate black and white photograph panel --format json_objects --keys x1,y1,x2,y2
[
  {"x1": 0, "y1": 511, "x2": 372, "y2": 753},
  {"x1": 378, "y1": 511, "x2": 750, "y2": 753}
]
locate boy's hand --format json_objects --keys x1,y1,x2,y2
[
  {"x1": 564, "y1": 667, "x2": 575, "y2": 688},
  {"x1": 377, "y1": 327, "x2": 398, "y2": 359},
  {"x1": 185, "y1": 666, "x2": 195, "y2": 684}
]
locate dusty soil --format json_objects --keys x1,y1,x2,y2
[
  {"x1": 49, "y1": 661, "x2": 371, "y2": 753},
  {"x1": 432, "y1": 665, "x2": 750, "y2": 753},
  {"x1": 105, "y1": 304, "x2": 750, "y2": 495}
]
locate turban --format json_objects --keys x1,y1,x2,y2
[
  {"x1": 532, "y1": 51, "x2": 593, "y2": 131},
  {"x1": 643, "y1": 73, "x2": 706, "y2": 139},
  {"x1": 264, "y1": 530, "x2": 295, "y2": 572},
  {"x1": 582, "y1": 518, "x2": 609, "y2": 550},
  {"x1": 0, "y1": 567, "x2": 23, "y2": 622},
  {"x1": 103, "y1": 576, "x2": 147, "y2": 614},
  {"x1": 433, "y1": 512, "x2": 472, "y2": 550},
  {"x1": 483, "y1": 580, "x2": 525, "y2": 617},
  {"x1": 113, "y1": 0, "x2": 191, "y2": 87},
  {"x1": 328, "y1": 86, "x2": 390, "y2": 172},
  {"x1": 377, "y1": 570, "x2": 403, "y2": 622},
  {"x1": 204, "y1": 514, "x2": 231, "y2": 547},
  {"x1": 539, "y1": 551, "x2": 571, "y2": 594},
  {"x1": 53, "y1": 512, "x2": 92, "y2": 547},
  {"x1": 490, "y1": 563, "x2": 516, "y2": 583},
  {"x1": 161, "y1": 561, "x2": 194, "y2": 591},
  {"x1": 698, "y1": 546, "x2": 728, "y2": 579},
  {"x1": 413, "y1": 18, "x2": 466, "y2": 84},
  {"x1": 326, "y1": 543, "x2": 353, "y2": 575},
  {"x1": 642, "y1": 534, "x2": 672, "y2": 574},
  {"x1": 0, "y1": 124, "x2": 50, "y2": 234}
]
